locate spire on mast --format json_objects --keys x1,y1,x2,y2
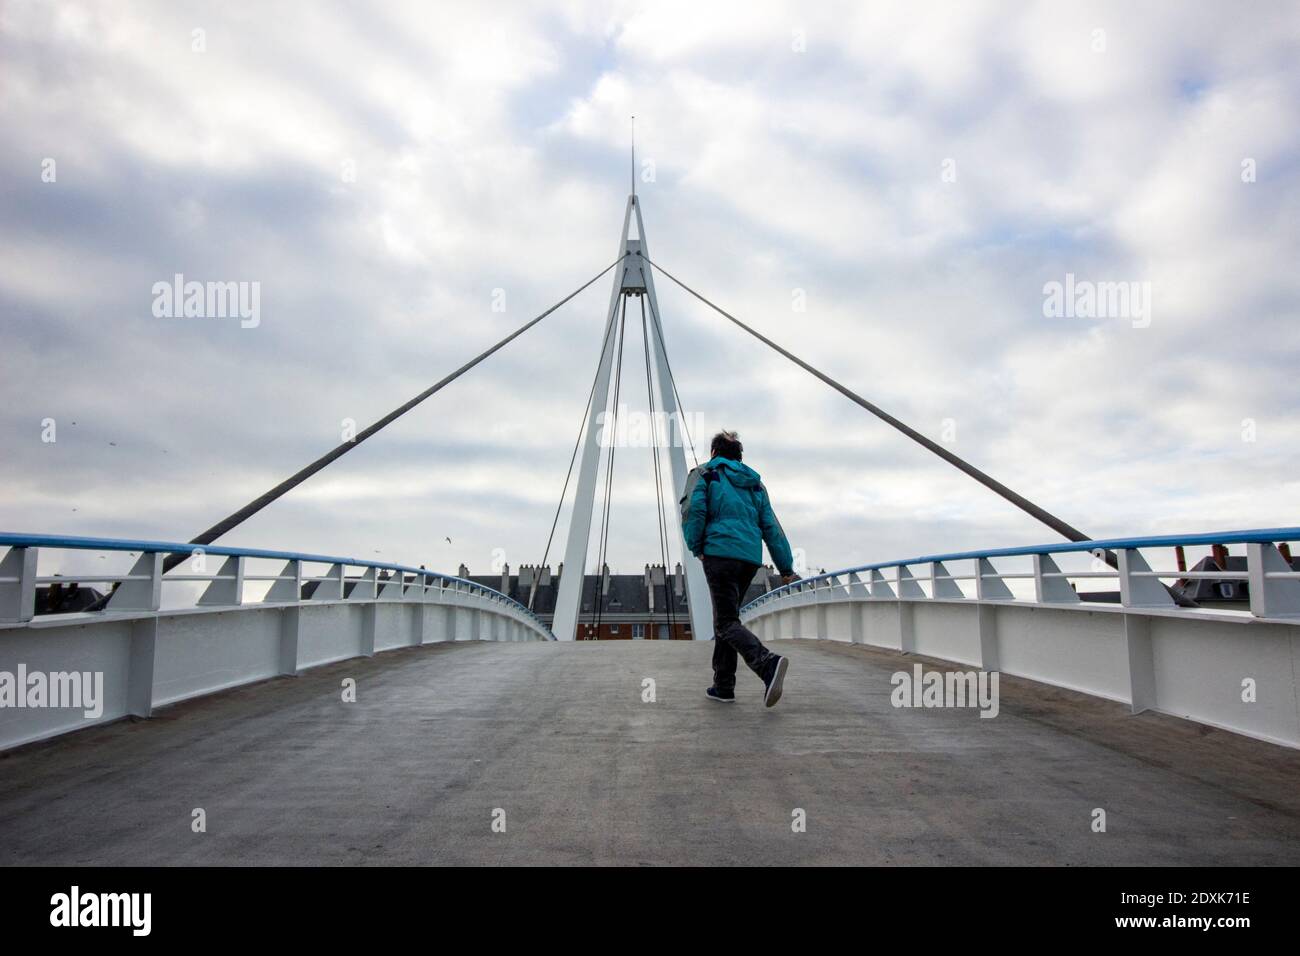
[{"x1": 631, "y1": 115, "x2": 636, "y2": 198}]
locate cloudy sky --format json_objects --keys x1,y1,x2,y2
[{"x1": 2, "y1": 0, "x2": 1298, "y2": 581}]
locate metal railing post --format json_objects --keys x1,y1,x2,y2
[
  {"x1": 1118, "y1": 549, "x2": 1174, "y2": 608},
  {"x1": 107, "y1": 552, "x2": 163, "y2": 612},
  {"x1": 198, "y1": 555, "x2": 245, "y2": 606},
  {"x1": 1247, "y1": 542, "x2": 1300, "y2": 618},
  {"x1": 0, "y1": 547, "x2": 37, "y2": 623},
  {"x1": 1033, "y1": 553, "x2": 1079, "y2": 604}
]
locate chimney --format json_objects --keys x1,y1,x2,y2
[
  {"x1": 519, "y1": 564, "x2": 533, "y2": 608},
  {"x1": 540, "y1": 565, "x2": 552, "y2": 586},
  {"x1": 601, "y1": 563, "x2": 611, "y2": 596},
  {"x1": 500, "y1": 562, "x2": 509, "y2": 596},
  {"x1": 457, "y1": 563, "x2": 469, "y2": 578},
  {"x1": 674, "y1": 562, "x2": 684, "y2": 597}
]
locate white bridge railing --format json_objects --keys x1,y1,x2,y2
[
  {"x1": 742, "y1": 529, "x2": 1300, "y2": 749},
  {"x1": 0, "y1": 534, "x2": 553, "y2": 750}
]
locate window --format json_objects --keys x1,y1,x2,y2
[
  {"x1": 609, "y1": 624, "x2": 619, "y2": 634},
  {"x1": 632, "y1": 623, "x2": 645, "y2": 638}
]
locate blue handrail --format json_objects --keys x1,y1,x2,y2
[
  {"x1": 743, "y1": 526, "x2": 1300, "y2": 611},
  {"x1": 0, "y1": 532, "x2": 553, "y2": 637}
]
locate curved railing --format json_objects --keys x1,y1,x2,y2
[
  {"x1": 0, "y1": 532, "x2": 552, "y2": 750},
  {"x1": 743, "y1": 527, "x2": 1300, "y2": 617},
  {"x1": 740, "y1": 527, "x2": 1300, "y2": 749},
  {"x1": 0, "y1": 532, "x2": 552, "y2": 635}
]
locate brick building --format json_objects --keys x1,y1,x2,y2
[{"x1": 461, "y1": 562, "x2": 782, "y2": 640}]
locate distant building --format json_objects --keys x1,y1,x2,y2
[
  {"x1": 460, "y1": 561, "x2": 783, "y2": 640},
  {"x1": 35, "y1": 579, "x2": 105, "y2": 614}
]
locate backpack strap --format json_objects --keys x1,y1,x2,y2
[{"x1": 702, "y1": 467, "x2": 720, "y2": 506}]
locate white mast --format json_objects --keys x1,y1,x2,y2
[
  {"x1": 551, "y1": 193, "x2": 714, "y2": 641},
  {"x1": 631, "y1": 199, "x2": 713, "y2": 642}
]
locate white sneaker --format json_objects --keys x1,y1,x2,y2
[{"x1": 763, "y1": 656, "x2": 789, "y2": 708}]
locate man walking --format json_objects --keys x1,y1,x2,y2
[{"x1": 682, "y1": 431, "x2": 797, "y2": 707}]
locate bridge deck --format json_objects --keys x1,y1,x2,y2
[{"x1": 1, "y1": 640, "x2": 1297, "y2": 865}]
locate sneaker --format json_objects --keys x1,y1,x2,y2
[
  {"x1": 706, "y1": 686, "x2": 735, "y2": 703},
  {"x1": 763, "y1": 655, "x2": 789, "y2": 708}
]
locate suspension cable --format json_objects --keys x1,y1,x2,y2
[
  {"x1": 643, "y1": 254, "x2": 1200, "y2": 609},
  {"x1": 639, "y1": 263, "x2": 700, "y2": 469},
  {"x1": 639, "y1": 295, "x2": 676, "y2": 640},
  {"x1": 160, "y1": 256, "x2": 628, "y2": 575},
  {"x1": 642, "y1": 254, "x2": 1091, "y2": 544},
  {"x1": 640, "y1": 269, "x2": 696, "y2": 617},
  {"x1": 593, "y1": 297, "x2": 630, "y2": 638},
  {"x1": 531, "y1": 292, "x2": 623, "y2": 611}
]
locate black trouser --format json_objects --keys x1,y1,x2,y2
[{"x1": 703, "y1": 555, "x2": 776, "y2": 693}]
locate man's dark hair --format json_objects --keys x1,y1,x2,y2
[{"x1": 710, "y1": 430, "x2": 743, "y2": 461}]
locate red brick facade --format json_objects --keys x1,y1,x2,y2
[{"x1": 576, "y1": 620, "x2": 694, "y2": 641}]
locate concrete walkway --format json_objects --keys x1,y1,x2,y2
[{"x1": 1, "y1": 639, "x2": 1297, "y2": 865}]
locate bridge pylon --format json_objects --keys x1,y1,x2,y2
[{"x1": 550, "y1": 194, "x2": 714, "y2": 642}]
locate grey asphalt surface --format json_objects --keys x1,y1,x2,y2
[{"x1": 1, "y1": 639, "x2": 1297, "y2": 865}]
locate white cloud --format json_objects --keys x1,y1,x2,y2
[{"x1": 1, "y1": 0, "x2": 1298, "y2": 579}]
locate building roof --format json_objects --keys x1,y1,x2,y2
[{"x1": 463, "y1": 564, "x2": 782, "y2": 618}]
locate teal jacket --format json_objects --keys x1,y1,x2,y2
[{"x1": 682, "y1": 456, "x2": 794, "y2": 575}]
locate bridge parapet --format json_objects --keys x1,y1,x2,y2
[
  {"x1": 0, "y1": 534, "x2": 552, "y2": 750},
  {"x1": 741, "y1": 528, "x2": 1300, "y2": 749}
]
